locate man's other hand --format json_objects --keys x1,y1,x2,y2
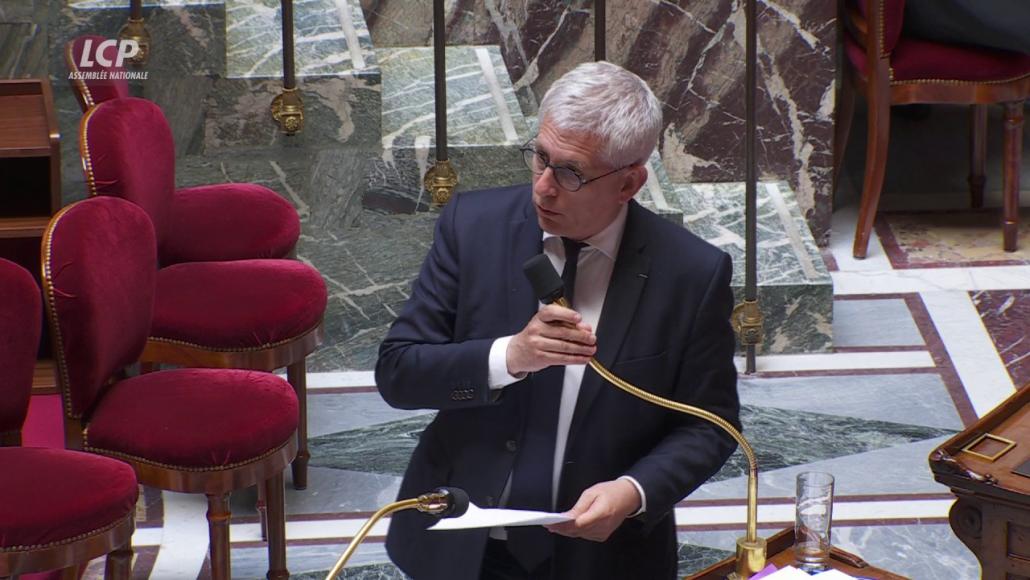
[
  {"x1": 544, "y1": 479, "x2": 641, "y2": 542},
  {"x1": 506, "y1": 304, "x2": 596, "y2": 375}
]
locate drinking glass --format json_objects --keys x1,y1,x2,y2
[{"x1": 794, "y1": 471, "x2": 835, "y2": 573}]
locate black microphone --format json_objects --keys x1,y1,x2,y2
[
  {"x1": 417, "y1": 486, "x2": 470, "y2": 518},
  {"x1": 523, "y1": 254, "x2": 564, "y2": 304}
]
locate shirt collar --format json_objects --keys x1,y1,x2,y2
[{"x1": 541, "y1": 203, "x2": 628, "y2": 261}]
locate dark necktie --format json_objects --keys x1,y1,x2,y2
[{"x1": 507, "y1": 237, "x2": 586, "y2": 572}]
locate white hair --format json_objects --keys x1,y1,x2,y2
[{"x1": 537, "y1": 61, "x2": 662, "y2": 168}]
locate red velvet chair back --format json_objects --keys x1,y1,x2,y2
[
  {"x1": 65, "y1": 35, "x2": 131, "y2": 111},
  {"x1": 81, "y1": 98, "x2": 175, "y2": 255},
  {"x1": 849, "y1": 0, "x2": 905, "y2": 56},
  {"x1": 42, "y1": 197, "x2": 157, "y2": 419},
  {"x1": 0, "y1": 259, "x2": 42, "y2": 438}
]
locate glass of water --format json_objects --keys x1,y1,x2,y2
[{"x1": 794, "y1": 471, "x2": 835, "y2": 573}]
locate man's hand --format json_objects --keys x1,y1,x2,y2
[
  {"x1": 506, "y1": 304, "x2": 596, "y2": 375},
  {"x1": 544, "y1": 479, "x2": 641, "y2": 542}
]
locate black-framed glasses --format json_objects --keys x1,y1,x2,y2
[{"x1": 520, "y1": 141, "x2": 633, "y2": 192}]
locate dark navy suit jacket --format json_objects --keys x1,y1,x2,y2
[{"x1": 376, "y1": 185, "x2": 740, "y2": 579}]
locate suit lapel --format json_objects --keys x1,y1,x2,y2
[
  {"x1": 566, "y1": 201, "x2": 651, "y2": 451},
  {"x1": 506, "y1": 193, "x2": 544, "y2": 334}
]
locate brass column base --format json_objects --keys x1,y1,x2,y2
[
  {"x1": 271, "y1": 87, "x2": 304, "y2": 135},
  {"x1": 118, "y1": 17, "x2": 151, "y2": 66},
  {"x1": 729, "y1": 536, "x2": 768, "y2": 579},
  {"x1": 423, "y1": 159, "x2": 459, "y2": 207}
]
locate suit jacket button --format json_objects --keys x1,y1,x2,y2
[{"x1": 505, "y1": 440, "x2": 518, "y2": 452}]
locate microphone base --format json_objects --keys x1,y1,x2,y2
[{"x1": 729, "y1": 536, "x2": 767, "y2": 579}]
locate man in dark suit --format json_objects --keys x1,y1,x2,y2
[{"x1": 376, "y1": 62, "x2": 740, "y2": 580}]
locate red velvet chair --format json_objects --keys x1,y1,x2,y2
[
  {"x1": 66, "y1": 36, "x2": 301, "y2": 265},
  {"x1": 42, "y1": 197, "x2": 299, "y2": 580},
  {"x1": 80, "y1": 97, "x2": 327, "y2": 490},
  {"x1": 837, "y1": 0, "x2": 1030, "y2": 258},
  {"x1": 0, "y1": 257, "x2": 137, "y2": 579}
]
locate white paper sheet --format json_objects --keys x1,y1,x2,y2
[
  {"x1": 429, "y1": 502, "x2": 573, "y2": 530},
  {"x1": 761, "y1": 566, "x2": 814, "y2": 579}
]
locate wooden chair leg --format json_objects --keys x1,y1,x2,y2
[
  {"x1": 105, "y1": 539, "x2": 133, "y2": 580},
  {"x1": 1002, "y1": 101, "x2": 1023, "y2": 252},
  {"x1": 969, "y1": 104, "x2": 988, "y2": 208},
  {"x1": 287, "y1": 360, "x2": 308, "y2": 490},
  {"x1": 206, "y1": 493, "x2": 232, "y2": 580},
  {"x1": 852, "y1": 88, "x2": 891, "y2": 259},
  {"x1": 256, "y1": 483, "x2": 269, "y2": 542},
  {"x1": 264, "y1": 471, "x2": 289, "y2": 580},
  {"x1": 832, "y1": 74, "x2": 856, "y2": 198}
]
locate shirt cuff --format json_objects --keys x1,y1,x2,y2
[
  {"x1": 488, "y1": 336, "x2": 526, "y2": 389},
  {"x1": 617, "y1": 475, "x2": 647, "y2": 517}
]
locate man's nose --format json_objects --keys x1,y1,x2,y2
[{"x1": 534, "y1": 166, "x2": 559, "y2": 196}]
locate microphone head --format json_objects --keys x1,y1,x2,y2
[
  {"x1": 523, "y1": 254, "x2": 563, "y2": 304},
  {"x1": 433, "y1": 487, "x2": 470, "y2": 518}
]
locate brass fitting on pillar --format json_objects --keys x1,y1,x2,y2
[
  {"x1": 732, "y1": 299, "x2": 764, "y2": 346},
  {"x1": 271, "y1": 87, "x2": 304, "y2": 135},
  {"x1": 423, "y1": 159, "x2": 459, "y2": 207},
  {"x1": 118, "y1": 17, "x2": 151, "y2": 66}
]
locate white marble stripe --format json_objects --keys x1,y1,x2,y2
[
  {"x1": 129, "y1": 526, "x2": 165, "y2": 547},
  {"x1": 231, "y1": 518, "x2": 390, "y2": 542},
  {"x1": 207, "y1": 498, "x2": 953, "y2": 543},
  {"x1": 211, "y1": 499, "x2": 952, "y2": 544},
  {"x1": 920, "y1": 291, "x2": 1016, "y2": 416},
  {"x1": 414, "y1": 134, "x2": 432, "y2": 208},
  {"x1": 734, "y1": 351, "x2": 934, "y2": 373},
  {"x1": 829, "y1": 205, "x2": 892, "y2": 272},
  {"x1": 334, "y1": 0, "x2": 365, "y2": 70},
  {"x1": 644, "y1": 161, "x2": 674, "y2": 213},
  {"x1": 832, "y1": 264, "x2": 1030, "y2": 295},
  {"x1": 290, "y1": 371, "x2": 376, "y2": 389},
  {"x1": 673, "y1": 498, "x2": 953, "y2": 527},
  {"x1": 300, "y1": 351, "x2": 936, "y2": 391},
  {"x1": 475, "y1": 47, "x2": 520, "y2": 144},
  {"x1": 145, "y1": 492, "x2": 210, "y2": 579},
  {"x1": 766, "y1": 183, "x2": 820, "y2": 280}
]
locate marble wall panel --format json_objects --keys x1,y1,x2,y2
[
  {"x1": 361, "y1": 0, "x2": 837, "y2": 244},
  {"x1": 0, "y1": 22, "x2": 47, "y2": 78}
]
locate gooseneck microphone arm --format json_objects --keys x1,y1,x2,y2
[
  {"x1": 324, "y1": 487, "x2": 469, "y2": 579},
  {"x1": 523, "y1": 254, "x2": 766, "y2": 579}
]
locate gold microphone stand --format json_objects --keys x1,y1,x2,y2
[
  {"x1": 553, "y1": 296, "x2": 767, "y2": 579},
  {"x1": 324, "y1": 489, "x2": 459, "y2": 579}
]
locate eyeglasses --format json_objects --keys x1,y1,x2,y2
[{"x1": 520, "y1": 141, "x2": 633, "y2": 192}]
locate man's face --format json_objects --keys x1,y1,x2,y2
[{"x1": 530, "y1": 121, "x2": 640, "y2": 241}]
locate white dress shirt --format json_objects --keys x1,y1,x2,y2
[{"x1": 485, "y1": 205, "x2": 645, "y2": 538}]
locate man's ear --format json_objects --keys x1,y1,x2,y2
[{"x1": 619, "y1": 164, "x2": 649, "y2": 203}]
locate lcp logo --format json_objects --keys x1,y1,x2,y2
[{"x1": 78, "y1": 38, "x2": 140, "y2": 68}]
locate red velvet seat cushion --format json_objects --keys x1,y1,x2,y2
[
  {"x1": 0, "y1": 447, "x2": 137, "y2": 549},
  {"x1": 152, "y1": 260, "x2": 326, "y2": 349},
  {"x1": 86, "y1": 369, "x2": 298, "y2": 468},
  {"x1": 846, "y1": 33, "x2": 1030, "y2": 82},
  {"x1": 161, "y1": 184, "x2": 301, "y2": 265}
]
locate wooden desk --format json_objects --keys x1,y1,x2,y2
[
  {"x1": 930, "y1": 382, "x2": 1030, "y2": 580},
  {"x1": 687, "y1": 528, "x2": 908, "y2": 579},
  {"x1": 0, "y1": 79, "x2": 61, "y2": 395}
]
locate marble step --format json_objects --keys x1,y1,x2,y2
[
  {"x1": 363, "y1": 45, "x2": 531, "y2": 214},
  {"x1": 673, "y1": 181, "x2": 833, "y2": 353},
  {"x1": 226, "y1": 0, "x2": 374, "y2": 80}
]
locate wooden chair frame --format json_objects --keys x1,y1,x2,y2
[
  {"x1": 836, "y1": 0, "x2": 1030, "y2": 259},
  {"x1": 41, "y1": 204, "x2": 299, "y2": 580}
]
